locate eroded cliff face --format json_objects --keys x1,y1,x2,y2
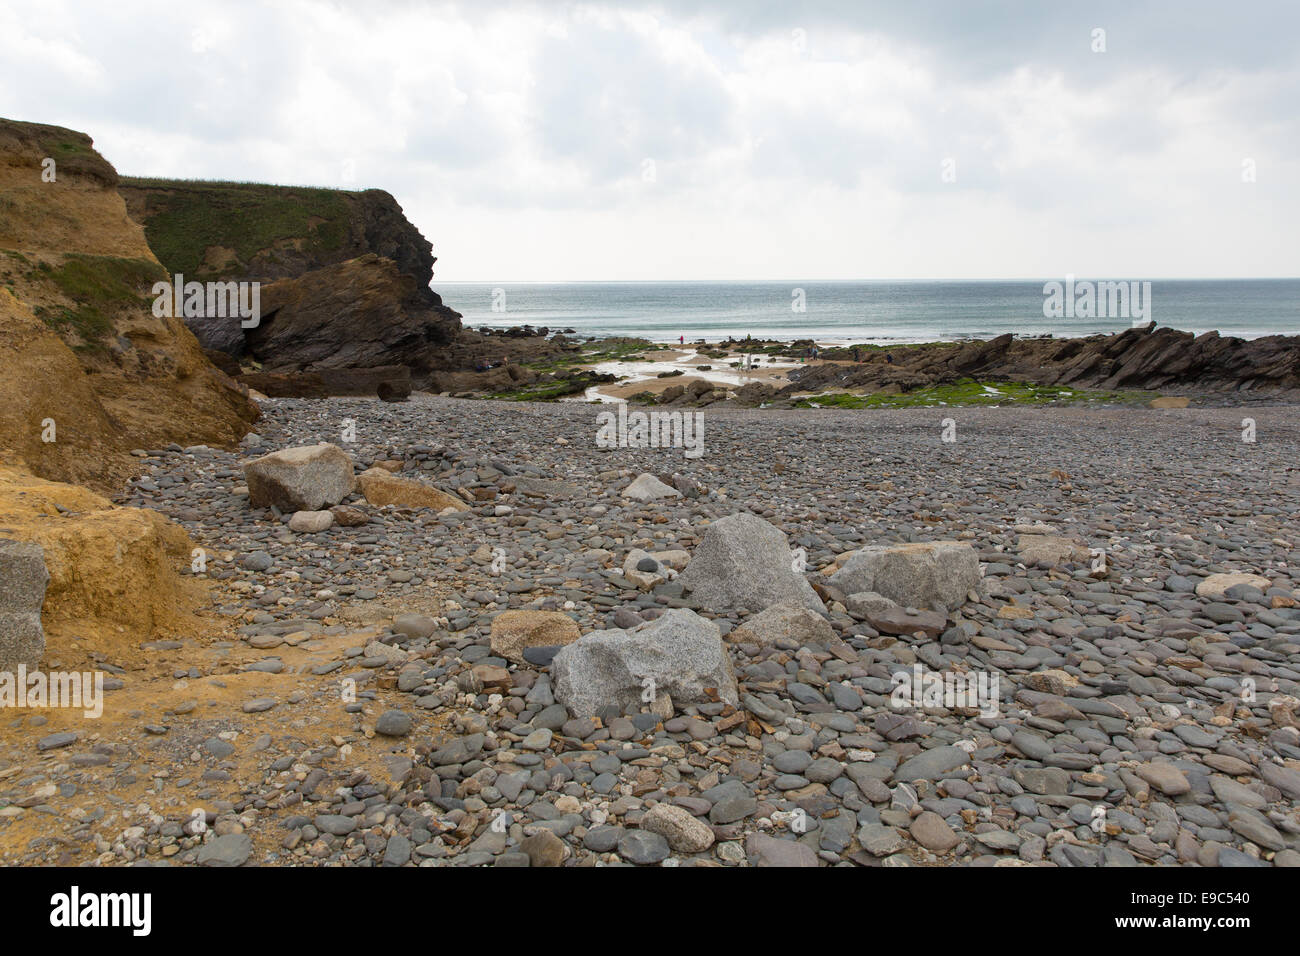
[
  {"x1": 0, "y1": 118, "x2": 260, "y2": 493},
  {"x1": 0, "y1": 118, "x2": 258, "y2": 667}
]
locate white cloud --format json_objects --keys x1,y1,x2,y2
[{"x1": 0, "y1": 0, "x2": 1295, "y2": 279}]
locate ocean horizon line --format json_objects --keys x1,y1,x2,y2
[{"x1": 435, "y1": 276, "x2": 1300, "y2": 285}]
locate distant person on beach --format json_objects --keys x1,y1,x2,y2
[
  {"x1": 679, "y1": 335, "x2": 684, "y2": 345},
  {"x1": 885, "y1": 352, "x2": 894, "y2": 364}
]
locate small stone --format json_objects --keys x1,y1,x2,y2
[{"x1": 375, "y1": 710, "x2": 412, "y2": 737}]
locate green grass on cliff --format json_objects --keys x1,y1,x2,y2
[
  {"x1": 793, "y1": 379, "x2": 1153, "y2": 408},
  {"x1": 36, "y1": 254, "x2": 167, "y2": 348},
  {"x1": 120, "y1": 178, "x2": 353, "y2": 279}
]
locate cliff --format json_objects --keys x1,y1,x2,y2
[
  {"x1": 117, "y1": 177, "x2": 469, "y2": 385},
  {"x1": 0, "y1": 118, "x2": 260, "y2": 493},
  {"x1": 119, "y1": 179, "x2": 439, "y2": 287}
]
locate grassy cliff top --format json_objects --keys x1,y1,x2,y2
[
  {"x1": 0, "y1": 117, "x2": 118, "y2": 186},
  {"x1": 118, "y1": 177, "x2": 361, "y2": 280}
]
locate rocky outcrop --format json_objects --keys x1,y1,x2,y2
[
  {"x1": 119, "y1": 177, "x2": 471, "y2": 390},
  {"x1": 118, "y1": 175, "x2": 585, "y2": 395},
  {"x1": 0, "y1": 117, "x2": 259, "y2": 493},
  {"x1": 245, "y1": 254, "x2": 460, "y2": 373},
  {"x1": 239, "y1": 365, "x2": 412, "y2": 399},
  {"x1": 785, "y1": 325, "x2": 1300, "y2": 398}
]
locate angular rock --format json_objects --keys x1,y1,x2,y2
[
  {"x1": 329, "y1": 504, "x2": 370, "y2": 527},
  {"x1": 618, "y1": 829, "x2": 670, "y2": 864},
  {"x1": 621, "y1": 473, "x2": 682, "y2": 502},
  {"x1": 551, "y1": 608, "x2": 738, "y2": 717},
  {"x1": 358, "y1": 467, "x2": 468, "y2": 512},
  {"x1": 622, "y1": 548, "x2": 668, "y2": 590},
  {"x1": 728, "y1": 602, "x2": 835, "y2": 646},
  {"x1": 520, "y1": 829, "x2": 568, "y2": 867},
  {"x1": 829, "y1": 541, "x2": 980, "y2": 612},
  {"x1": 196, "y1": 833, "x2": 252, "y2": 867},
  {"x1": 513, "y1": 476, "x2": 581, "y2": 499},
  {"x1": 243, "y1": 443, "x2": 356, "y2": 511},
  {"x1": 678, "y1": 512, "x2": 825, "y2": 614},
  {"x1": 843, "y1": 591, "x2": 898, "y2": 618},
  {"x1": 490, "y1": 610, "x2": 581, "y2": 664},
  {"x1": 1017, "y1": 534, "x2": 1091, "y2": 567},
  {"x1": 864, "y1": 605, "x2": 947, "y2": 637}
]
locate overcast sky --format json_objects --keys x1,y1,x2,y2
[{"x1": 2, "y1": 1, "x2": 1297, "y2": 281}]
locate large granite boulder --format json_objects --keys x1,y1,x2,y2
[
  {"x1": 678, "y1": 512, "x2": 825, "y2": 614},
  {"x1": 243, "y1": 443, "x2": 356, "y2": 511},
  {"x1": 0, "y1": 539, "x2": 49, "y2": 670},
  {"x1": 551, "y1": 608, "x2": 738, "y2": 717},
  {"x1": 829, "y1": 541, "x2": 979, "y2": 612}
]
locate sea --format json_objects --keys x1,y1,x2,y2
[{"x1": 437, "y1": 279, "x2": 1300, "y2": 345}]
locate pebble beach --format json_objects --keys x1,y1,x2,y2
[{"x1": 4, "y1": 396, "x2": 1299, "y2": 868}]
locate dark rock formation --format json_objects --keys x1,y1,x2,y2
[
  {"x1": 376, "y1": 380, "x2": 411, "y2": 402},
  {"x1": 783, "y1": 325, "x2": 1300, "y2": 398},
  {"x1": 241, "y1": 254, "x2": 458, "y2": 373},
  {"x1": 118, "y1": 177, "x2": 580, "y2": 394},
  {"x1": 240, "y1": 365, "x2": 412, "y2": 399}
]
